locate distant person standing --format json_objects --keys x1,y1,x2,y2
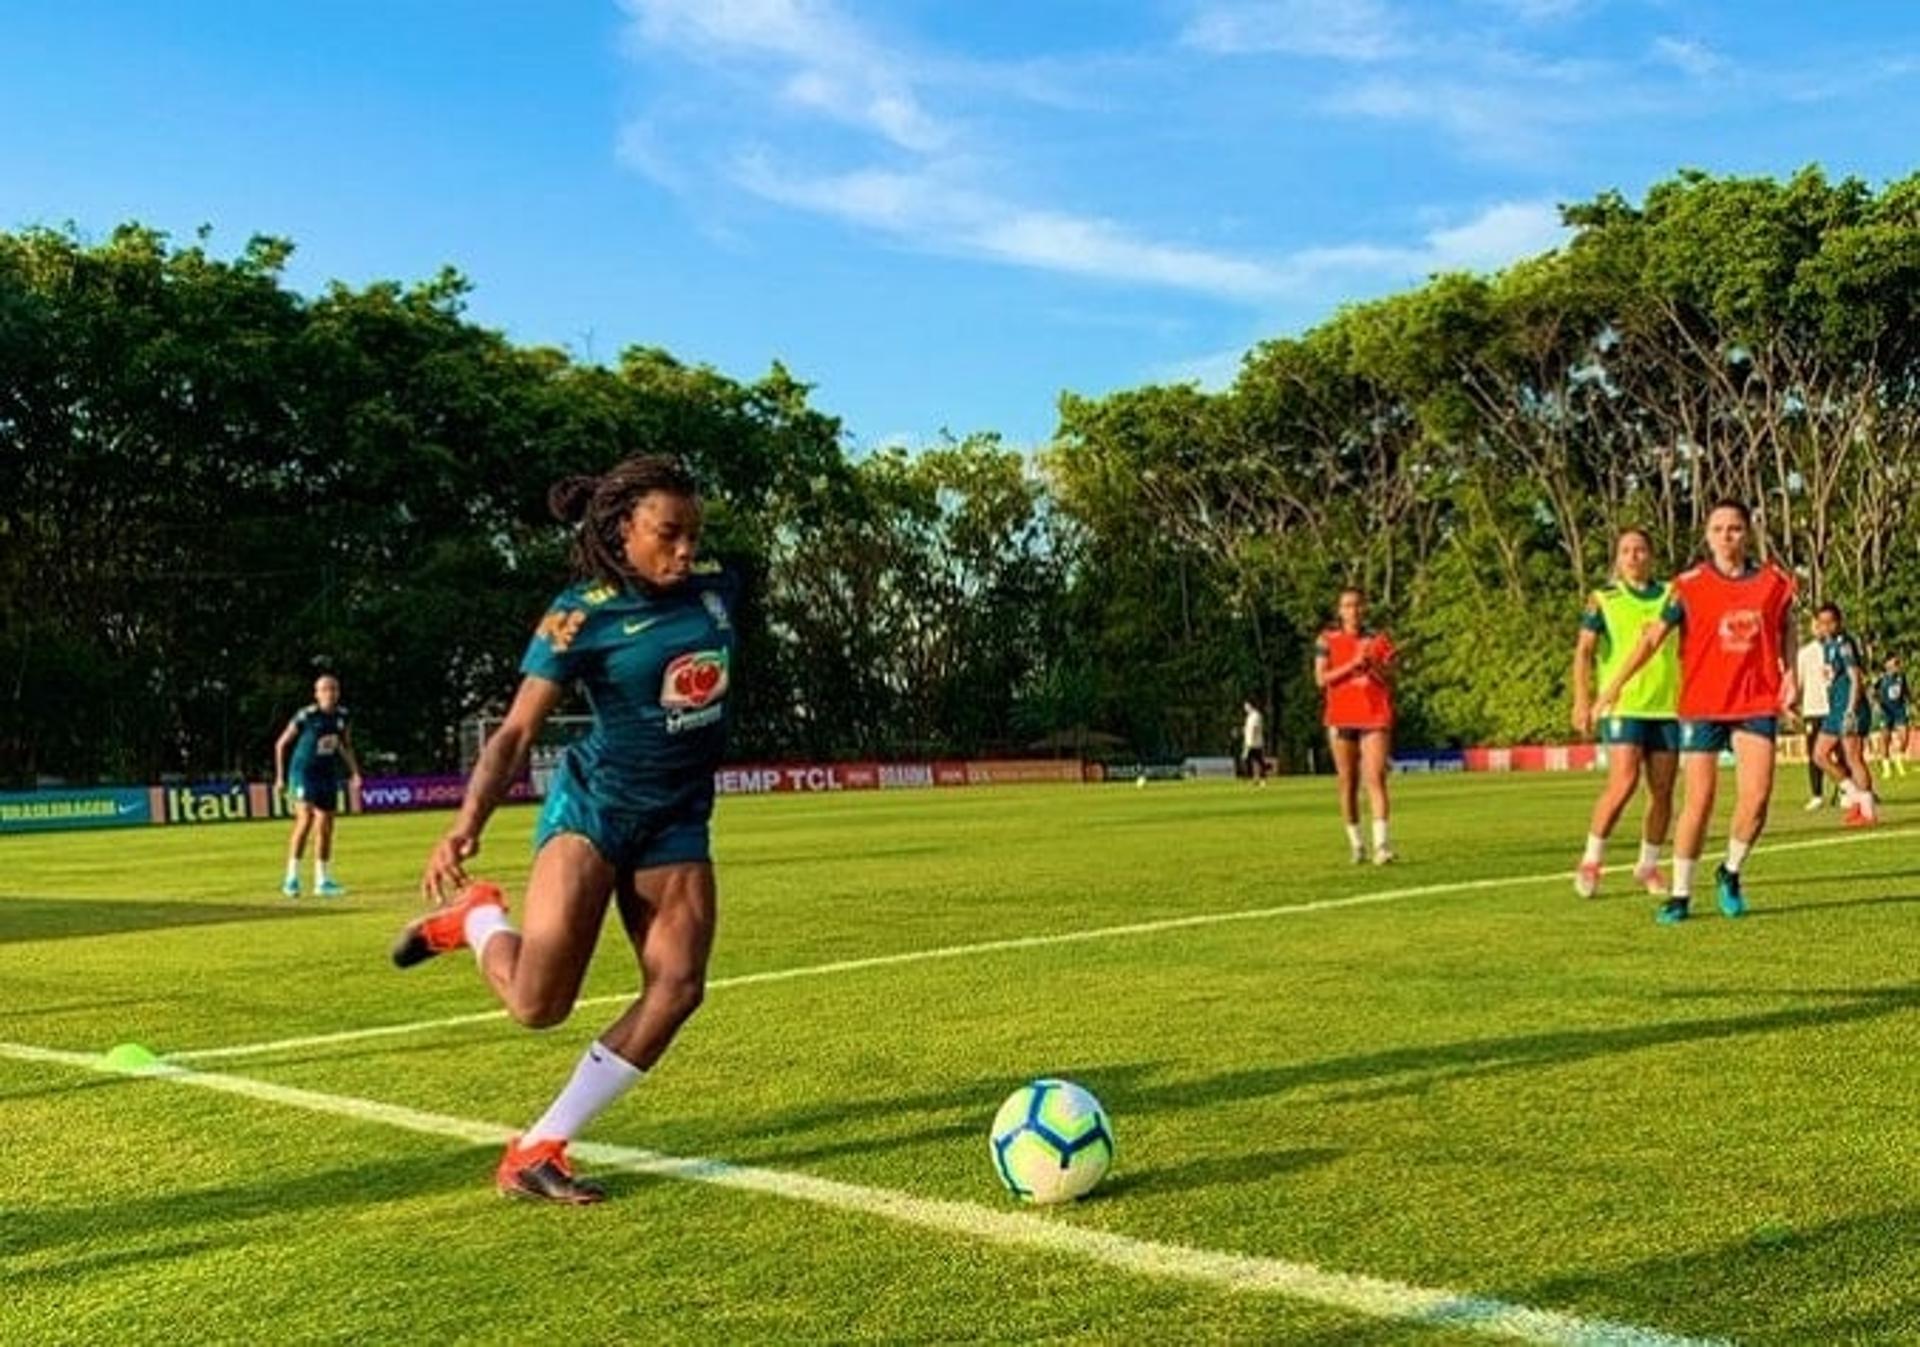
[
  {"x1": 1873, "y1": 655, "x2": 1909, "y2": 781},
  {"x1": 1240, "y1": 700, "x2": 1268, "y2": 785},
  {"x1": 1315, "y1": 587, "x2": 1396, "y2": 864},
  {"x1": 1795, "y1": 624, "x2": 1836, "y2": 810},
  {"x1": 274, "y1": 674, "x2": 362, "y2": 898},
  {"x1": 1812, "y1": 604, "x2": 1878, "y2": 827}
]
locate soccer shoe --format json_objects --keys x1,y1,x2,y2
[
  {"x1": 1843, "y1": 805, "x2": 1878, "y2": 830},
  {"x1": 1372, "y1": 847, "x2": 1397, "y2": 866},
  {"x1": 1714, "y1": 864, "x2": 1746, "y2": 919},
  {"x1": 1573, "y1": 862, "x2": 1602, "y2": 899},
  {"x1": 1802, "y1": 795, "x2": 1826, "y2": 812},
  {"x1": 496, "y1": 1137, "x2": 605, "y2": 1205},
  {"x1": 1655, "y1": 897, "x2": 1691, "y2": 925},
  {"x1": 391, "y1": 882, "x2": 507, "y2": 969},
  {"x1": 314, "y1": 878, "x2": 348, "y2": 899},
  {"x1": 1632, "y1": 863, "x2": 1670, "y2": 897},
  {"x1": 1349, "y1": 850, "x2": 1367, "y2": 866},
  {"x1": 281, "y1": 876, "x2": 300, "y2": 899}
]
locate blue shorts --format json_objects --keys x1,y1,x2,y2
[
  {"x1": 1599, "y1": 717, "x2": 1678, "y2": 753},
  {"x1": 534, "y1": 777, "x2": 712, "y2": 872},
  {"x1": 1678, "y1": 717, "x2": 1779, "y2": 754},
  {"x1": 291, "y1": 776, "x2": 340, "y2": 813},
  {"x1": 1821, "y1": 706, "x2": 1871, "y2": 737}
]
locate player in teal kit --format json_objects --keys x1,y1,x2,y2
[
  {"x1": 391, "y1": 455, "x2": 737, "y2": 1204},
  {"x1": 1872, "y1": 655, "x2": 1909, "y2": 780},
  {"x1": 273, "y1": 674, "x2": 362, "y2": 897}
]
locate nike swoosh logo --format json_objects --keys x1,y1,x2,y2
[{"x1": 623, "y1": 619, "x2": 659, "y2": 636}]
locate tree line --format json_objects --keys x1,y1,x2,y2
[{"x1": 4, "y1": 166, "x2": 1917, "y2": 787}]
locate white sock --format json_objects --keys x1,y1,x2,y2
[
  {"x1": 1637, "y1": 840, "x2": 1662, "y2": 871},
  {"x1": 1371, "y1": 819, "x2": 1390, "y2": 851},
  {"x1": 284, "y1": 858, "x2": 299, "y2": 883},
  {"x1": 1673, "y1": 858, "x2": 1698, "y2": 898},
  {"x1": 1861, "y1": 792, "x2": 1879, "y2": 820},
  {"x1": 1725, "y1": 838, "x2": 1752, "y2": 874},
  {"x1": 1581, "y1": 833, "x2": 1606, "y2": 866},
  {"x1": 315, "y1": 859, "x2": 331, "y2": 884},
  {"x1": 524, "y1": 1041, "x2": 645, "y2": 1144},
  {"x1": 463, "y1": 903, "x2": 512, "y2": 958},
  {"x1": 1345, "y1": 823, "x2": 1364, "y2": 855}
]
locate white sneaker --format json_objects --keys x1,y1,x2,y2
[
  {"x1": 1803, "y1": 795, "x2": 1826, "y2": 812},
  {"x1": 1372, "y1": 847, "x2": 1397, "y2": 866}
]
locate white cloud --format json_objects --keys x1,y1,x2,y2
[
  {"x1": 623, "y1": 0, "x2": 952, "y2": 152},
  {"x1": 1182, "y1": 0, "x2": 1406, "y2": 62},
  {"x1": 1649, "y1": 36, "x2": 1725, "y2": 80}
]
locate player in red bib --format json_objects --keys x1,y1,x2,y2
[
  {"x1": 1314, "y1": 587, "x2": 1397, "y2": 864},
  {"x1": 1595, "y1": 501, "x2": 1797, "y2": 924}
]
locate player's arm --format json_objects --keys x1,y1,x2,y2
[
  {"x1": 272, "y1": 717, "x2": 300, "y2": 792},
  {"x1": 1778, "y1": 602, "x2": 1800, "y2": 714},
  {"x1": 1571, "y1": 604, "x2": 1602, "y2": 734},
  {"x1": 422, "y1": 675, "x2": 565, "y2": 901},
  {"x1": 1595, "y1": 617, "x2": 1674, "y2": 718},
  {"x1": 338, "y1": 725, "x2": 363, "y2": 785},
  {"x1": 1313, "y1": 644, "x2": 1367, "y2": 689}
]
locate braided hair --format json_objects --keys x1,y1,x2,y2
[{"x1": 547, "y1": 454, "x2": 700, "y2": 589}]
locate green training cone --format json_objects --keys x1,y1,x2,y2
[{"x1": 103, "y1": 1042, "x2": 162, "y2": 1071}]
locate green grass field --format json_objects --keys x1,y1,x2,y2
[{"x1": 3, "y1": 774, "x2": 1916, "y2": 1345}]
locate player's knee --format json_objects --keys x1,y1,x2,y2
[{"x1": 507, "y1": 992, "x2": 573, "y2": 1030}]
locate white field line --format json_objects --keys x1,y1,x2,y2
[
  {"x1": 170, "y1": 824, "x2": 1917, "y2": 1066},
  {"x1": 0, "y1": 1039, "x2": 1724, "y2": 1347}
]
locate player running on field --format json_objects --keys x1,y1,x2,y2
[
  {"x1": 1812, "y1": 603, "x2": 1879, "y2": 826},
  {"x1": 394, "y1": 455, "x2": 737, "y2": 1204},
  {"x1": 1872, "y1": 655, "x2": 1910, "y2": 781},
  {"x1": 1596, "y1": 500, "x2": 1796, "y2": 924},
  {"x1": 1569, "y1": 529, "x2": 1678, "y2": 899},
  {"x1": 1241, "y1": 699, "x2": 1268, "y2": 786},
  {"x1": 1315, "y1": 587, "x2": 1396, "y2": 864},
  {"x1": 273, "y1": 674, "x2": 361, "y2": 898}
]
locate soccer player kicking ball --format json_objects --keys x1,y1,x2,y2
[
  {"x1": 1315, "y1": 587, "x2": 1397, "y2": 864},
  {"x1": 393, "y1": 456, "x2": 736, "y2": 1204},
  {"x1": 1595, "y1": 501, "x2": 1796, "y2": 924},
  {"x1": 1569, "y1": 529, "x2": 1679, "y2": 899},
  {"x1": 273, "y1": 675, "x2": 361, "y2": 898},
  {"x1": 1811, "y1": 603, "x2": 1879, "y2": 827}
]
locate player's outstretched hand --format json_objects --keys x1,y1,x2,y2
[
  {"x1": 1571, "y1": 697, "x2": 1592, "y2": 737},
  {"x1": 422, "y1": 831, "x2": 479, "y2": 904}
]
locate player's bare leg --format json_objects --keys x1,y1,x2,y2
[
  {"x1": 1636, "y1": 749, "x2": 1678, "y2": 894},
  {"x1": 1664, "y1": 750, "x2": 1720, "y2": 923},
  {"x1": 1329, "y1": 732, "x2": 1363, "y2": 862},
  {"x1": 1713, "y1": 730, "x2": 1777, "y2": 917},
  {"x1": 1359, "y1": 730, "x2": 1394, "y2": 863},
  {"x1": 1576, "y1": 743, "x2": 1642, "y2": 897},
  {"x1": 283, "y1": 803, "x2": 314, "y2": 897}
]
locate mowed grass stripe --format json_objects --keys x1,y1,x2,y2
[
  {"x1": 0, "y1": 1040, "x2": 1723, "y2": 1347},
  {"x1": 167, "y1": 823, "x2": 1918, "y2": 1066}
]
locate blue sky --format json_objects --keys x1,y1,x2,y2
[{"x1": 3, "y1": 2, "x2": 1917, "y2": 448}]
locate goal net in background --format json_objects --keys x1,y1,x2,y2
[{"x1": 458, "y1": 714, "x2": 594, "y2": 796}]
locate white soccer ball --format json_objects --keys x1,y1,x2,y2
[{"x1": 989, "y1": 1078, "x2": 1115, "y2": 1204}]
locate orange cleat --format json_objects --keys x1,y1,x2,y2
[
  {"x1": 390, "y1": 882, "x2": 507, "y2": 968},
  {"x1": 1842, "y1": 806, "x2": 1878, "y2": 829},
  {"x1": 496, "y1": 1136, "x2": 606, "y2": 1204}
]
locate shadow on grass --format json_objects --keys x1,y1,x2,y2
[
  {"x1": 1101, "y1": 1147, "x2": 1341, "y2": 1199},
  {"x1": 0, "y1": 896, "x2": 345, "y2": 943},
  {"x1": 1115, "y1": 986, "x2": 1919, "y2": 1112},
  {"x1": 3, "y1": 1237, "x2": 231, "y2": 1288},
  {"x1": 1503, "y1": 1205, "x2": 1920, "y2": 1345},
  {"x1": 1, "y1": 1148, "x2": 491, "y2": 1260}
]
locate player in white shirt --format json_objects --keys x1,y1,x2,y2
[
  {"x1": 1795, "y1": 630, "x2": 1838, "y2": 810},
  {"x1": 1241, "y1": 700, "x2": 1268, "y2": 786}
]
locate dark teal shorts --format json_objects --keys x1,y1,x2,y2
[
  {"x1": 1599, "y1": 717, "x2": 1679, "y2": 753},
  {"x1": 1881, "y1": 706, "x2": 1910, "y2": 730},
  {"x1": 1821, "y1": 706, "x2": 1871, "y2": 737},
  {"x1": 292, "y1": 775, "x2": 340, "y2": 813},
  {"x1": 534, "y1": 777, "x2": 712, "y2": 872},
  {"x1": 1678, "y1": 717, "x2": 1779, "y2": 754}
]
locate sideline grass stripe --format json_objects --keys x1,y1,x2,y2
[
  {"x1": 0, "y1": 1040, "x2": 1724, "y2": 1347},
  {"x1": 170, "y1": 824, "x2": 1917, "y2": 1066}
]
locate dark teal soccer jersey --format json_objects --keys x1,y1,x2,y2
[
  {"x1": 1822, "y1": 633, "x2": 1864, "y2": 717},
  {"x1": 288, "y1": 705, "x2": 349, "y2": 785},
  {"x1": 519, "y1": 563, "x2": 739, "y2": 817}
]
